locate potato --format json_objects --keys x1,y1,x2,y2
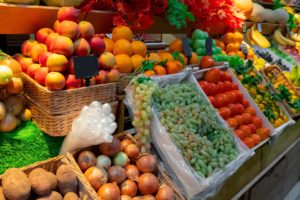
[
  {"x1": 56, "y1": 164, "x2": 78, "y2": 195},
  {"x1": 2, "y1": 168, "x2": 31, "y2": 200},
  {"x1": 36, "y1": 191, "x2": 63, "y2": 200},
  {"x1": 29, "y1": 168, "x2": 52, "y2": 196},
  {"x1": 63, "y1": 192, "x2": 80, "y2": 200},
  {"x1": 0, "y1": 187, "x2": 5, "y2": 200},
  {"x1": 47, "y1": 172, "x2": 58, "y2": 190}
]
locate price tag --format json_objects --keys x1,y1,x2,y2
[
  {"x1": 205, "y1": 37, "x2": 213, "y2": 56},
  {"x1": 243, "y1": 23, "x2": 247, "y2": 33},
  {"x1": 257, "y1": 23, "x2": 262, "y2": 32},
  {"x1": 73, "y1": 55, "x2": 99, "y2": 86},
  {"x1": 182, "y1": 37, "x2": 192, "y2": 64}
]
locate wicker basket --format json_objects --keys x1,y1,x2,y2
[
  {"x1": 26, "y1": 97, "x2": 118, "y2": 137},
  {"x1": 67, "y1": 131, "x2": 185, "y2": 200},
  {"x1": 22, "y1": 73, "x2": 117, "y2": 115},
  {"x1": 117, "y1": 73, "x2": 135, "y2": 94},
  {"x1": 0, "y1": 86, "x2": 8, "y2": 101},
  {"x1": 0, "y1": 155, "x2": 98, "y2": 200}
]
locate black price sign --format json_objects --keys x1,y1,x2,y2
[
  {"x1": 73, "y1": 55, "x2": 99, "y2": 86},
  {"x1": 182, "y1": 37, "x2": 192, "y2": 64},
  {"x1": 205, "y1": 37, "x2": 213, "y2": 56}
]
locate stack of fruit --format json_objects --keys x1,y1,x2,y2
[
  {"x1": 76, "y1": 136, "x2": 175, "y2": 200},
  {"x1": 198, "y1": 68, "x2": 271, "y2": 148},
  {"x1": 284, "y1": 66, "x2": 300, "y2": 87},
  {"x1": 17, "y1": 7, "x2": 121, "y2": 91},
  {"x1": 246, "y1": 25, "x2": 271, "y2": 49}
]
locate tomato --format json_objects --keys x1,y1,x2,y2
[
  {"x1": 242, "y1": 113, "x2": 252, "y2": 125},
  {"x1": 204, "y1": 68, "x2": 221, "y2": 83},
  {"x1": 225, "y1": 91, "x2": 237, "y2": 104},
  {"x1": 235, "y1": 129, "x2": 246, "y2": 140},
  {"x1": 223, "y1": 71, "x2": 232, "y2": 82},
  {"x1": 216, "y1": 82, "x2": 226, "y2": 94},
  {"x1": 209, "y1": 83, "x2": 218, "y2": 96},
  {"x1": 234, "y1": 115, "x2": 244, "y2": 126},
  {"x1": 228, "y1": 103, "x2": 238, "y2": 116},
  {"x1": 215, "y1": 94, "x2": 227, "y2": 108},
  {"x1": 199, "y1": 81, "x2": 209, "y2": 95},
  {"x1": 233, "y1": 90, "x2": 243, "y2": 103},
  {"x1": 243, "y1": 137, "x2": 255, "y2": 148},
  {"x1": 224, "y1": 81, "x2": 232, "y2": 92},
  {"x1": 231, "y1": 83, "x2": 238, "y2": 90},
  {"x1": 219, "y1": 71, "x2": 226, "y2": 82},
  {"x1": 218, "y1": 107, "x2": 232, "y2": 119},
  {"x1": 199, "y1": 56, "x2": 215, "y2": 69},
  {"x1": 227, "y1": 118, "x2": 238, "y2": 128},
  {"x1": 242, "y1": 98, "x2": 250, "y2": 108},
  {"x1": 248, "y1": 124, "x2": 257, "y2": 134},
  {"x1": 251, "y1": 116, "x2": 263, "y2": 129},
  {"x1": 256, "y1": 127, "x2": 270, "y2": 140},
  {"x1": 251, "y1": 134, "x2": 261, "y2": 145},
  {"x1": 245, "y1": 107, "x2": 256, "y2": 116},
  {"x1": 235, "y1": 103, "x2": 245, "y2": 115},
  {"x1": 239, "y1": 125, "x2": 252, "y2": 137}
]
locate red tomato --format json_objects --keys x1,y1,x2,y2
[
  {"x1": 228, "y1": 103, "x2": 238, "y2": 116},
  {"x1": 251, "y1": 134, "x2": 261, "y2": 145},
  {"x1": 243, "y1": 137, "x2": 255, "y2": 148},
  {"x1": 235, "y1": 129, "x2": 247, "y2": 140},
  {"x1": 200, "y1": 56, "x2": 215, "y2": 69},
  {"x1": 224, "y1": 81, "x2": 232, "y2": 92},
  {"x1": 234, "y1": 115, "x2": 244, "y2": 126},
  {"x1": 217, "y1": 82, "x2": 226, "y2": 94},
  {"x1": 252, "y1": 116, "x2": 263, "y2": 129},
  {"x1": 209, "y1": 83, "x2": 218, "y2": 96},
  {"x1": 199, "y1": 81, "x2": 209, "y2": 95},
  {"x1": 245, "y1": 107, "x2": 256, "y2": 116},
  {"x1": 225, "y1": 91, "x2": 237, "y2": 104},
  {"x1": 214, "y1": 94, "x2": 225, "y2": 108},
  {"x1": 208, "y1": 96, "x2": 217, "y2": 107},
  {"x1": 242, "y1": 98, "x2": 250, "y2": 108},
  {"x1": 239, "y1": 125, "x2": 252, "y2": 137},
  {"x1": 242, "y1": 113, "x2": 252, "y2": 124},
  {"x1": 235, "y1": 103, "x2": 245, "y2": 115},
  {"x1": 233, "y1": 90, "x2": 243, "y2": 103},
  {"x1": 204, "y1": 68, "x2": 221, "y2": 83},
  {"x1": 248, "y1": 124, "x2": 257, "y2": 134},
  {"x1": 227, "y1": 118, "x2": 238, "y2": 128},
  {"x1": 219, "y1": 71, "x2": 226, "y2": 82},
  {"x1": 223, "y1": 71, "x2": 232, "y2": 82},
  {"x1": 218, "y1": 107, "x2": 232, "y2": 119},
  {"x1": 256, "y1": 127, "x2": 270, "y2": 140},
  {"x1": 231, "y1": 83, "x2": 238, "y2": 90}
]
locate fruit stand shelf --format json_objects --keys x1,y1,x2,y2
[{"x1": 0, "y1": 3, "x2": 186, "y2": 35}]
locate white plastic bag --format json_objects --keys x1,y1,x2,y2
[{"x1": 60, "y1": 101, "x2": 117, "y2": 154}]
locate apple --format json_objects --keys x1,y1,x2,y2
[
  {"x1": 45, "y1": 72, "x2": 66, "y2": 91},
  {"x1": 107, "y1": 69, "x2": 120, "y2": 82},
  {"x1": 89, "y1": 36, "x2": 105, "y2": 55},
  {"x1": 31, "y1": 43, "x2": 47, "y2": 63},
  {"x1": 50, "y1": 35, "x2": 74, "y2": 57},
  {"x1": 65, "y1": 74, "x2": 81, "y2": 89},
  {"x1": 19, "y1": 57, "x2": 34, "y2": 72},
  {"x1": 21, "y1": 40, "x2": 38, "y2": 57},
  {"x1": 12, "y1": 54, "x2": 24, "y2": 62},
  {"x1": 36, "y1": 28, "x2": 54, "y2": 43},
  {"x1": 79, "y1": 21, "x2": 95, "y2": 40},
  {"x1": 34, "y1": 67, "x2": 49, "y2": 86},
  {"x1": 57, "y1": 20, "x2": 80, "y2": 40},
  {"x1": 57, "y1": 7, "x2": 79, "y2": 22},
  {"x1": 95, "y1": 70, "x2": 108, "y2": 84},
  {"x1": 45, "y1": 33, "x2": 59, "y2": 50},
  {"x1": 46, "y1": 53, "x2": 69, "y2": 72},
  {"x1": 39, "y1": 52, "x2": 52, "y2": 67},
  {"x1": 27, "y1": 64, "x2": 41, "y2": 78},
  {"x1": 98, "y1": 52, "x2": 115, "y2": 70},
  {"x1": 74, "y1": 38, "x2": 91, "y2": 56}
]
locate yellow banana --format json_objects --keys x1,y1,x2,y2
[
  {"x1": 273, "y1": 29, "x2": 287, "y2": 46},
  {"x1": 250, "y1": 27, "x2": 271, "y2": 48},
  {"x1": 288, "y1": 32, "x2": 300, "y2": 42},
  {"x1": 246, "y1": 29, "x2": 256, "y2": 45}
]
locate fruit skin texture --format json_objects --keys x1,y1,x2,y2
[
  {"x1": 6, "y1": 77, "x2": 23, "y2": 94},
  {"x1": 166, "y1": 61, "x2": 182, "y2": 74},
  {"x1": 53, "y1": 20, "x2": 61, "y2": 32},
  {"x1": 50, "y1": 36, "x2": 74, "y2": 57},
  {"x1": 39, "y1": 52, "x2": 52, "y2": 67},
  {"x1": 200, "y1": 56, "x2": 215, "y2": 69},
  {"x1": 131, "y1": 55, "x2": 145, "y2": 70},
  {"x1": 131, "y1": 41, "x2": 147, "y2": 56},
  {"x1": 103, "y1": 38, "x2": 114, "y2": 53},
  {"x1": 144, "y1": 70, "x2": 156, "y2": 77},
  {"x1": 90, "y1": 36, "x2": 106, "y2": 55},
  {"x1": 153, "y1": 65, "x2": 167, "y2": 75},
  {"x1": 27, "y1": 64, "x2": 41, "y2": 78},
  {"x1": 45, "y1": 72, "x2": 66, "y2": 91},
  {"x1": 99, "y1": 52, "x2": 116, "y2": 70},
  {"x1": 113, "y1": 39, "x2": 133, "y2": 56},
  {"x1": 112, "y1": 25, "x2": 133, "y2": 42},
  {"x1": 46, "y1": 53, "x2": 69, "y2": 72},
  {"x1": 45, "y1": 33, "x2": 59, "y2": 50},
  {"x1": 21, "y1": 40, "x2": 38, "y2": 57},
  {"x1": 34, "y1": 67, "x2": 49, "y2": 86},
  {"x1": 18, "y1": 57, "x2": 34, "y2": 73},
  {"x1": 65, "y1": 74, "x2": 81, "y2": 89},
  {"x1": 146, "y1": 53, "x2": 161, "y2": 63},
  {"x1": 114, "y1": 54, "x2": 133, "y2": 73},
  {"x1": 1, "y1": 58, "x2": 22, "y2": 77},
  {"x1": 57, "y1": 7, "x2": 79, "y2": 22},
  {"x1": 57, "y1": 20, "x2": 80, "y2": 41},
  {"x1": 79, "y1": 21, "x2": 95, "y2": 40},
  {"x1": 96, "y1": 70, "x2": 108, "y2": 84},
  {"x1": 107, "y1": 69, "x2": 121, "y2": 82},
  {"x1": 204, "y1": 68, "x2": 221, "y2": 83},
  {"x1": 169, "y1": 38, "x2": 183, "y2": 53},
  {"x1": 36, "y1": 28, "x2": 54, "y2": 44},
  {"x1": 73, "y1": 38, "x2": 91, "y2": 56},
  {"x1": 31, "y1": 43, "x2": 47, "y2": 63}
]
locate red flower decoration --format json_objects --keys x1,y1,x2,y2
[{"x1": 152, "y1": 0, "x2": 168, "y2": 16}]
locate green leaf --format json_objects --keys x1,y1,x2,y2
[
  {"x1": 158, "y1": 59, "x2": 168, "y2": 67},
  {"x1": 273, "y1": 0, "x2": 285, "y2": 9},
  {"x1": 141, "y1": 60, "x2": 155, "y2": 72},
  {"x1": 289, "y1": 99, "x2": 300, "y2": 110},
  {"x1": 172, "y1": 51, "x2": 184, "y2": 65}
]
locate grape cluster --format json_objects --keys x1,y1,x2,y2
[{"x1": 256, "y1": 51, "x2": 289, "y2": 71}]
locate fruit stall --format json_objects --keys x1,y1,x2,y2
[{"x1": 0, "y1": 0, "x2": 300, "y2": 200}]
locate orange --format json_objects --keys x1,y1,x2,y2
[
  {"x1": 243, "y1": 137, "x2": 255, "y2": 148},
  {"x1": 190, "y1": 52, "x2": 199, "y2": 64},
  {"x1": 179, "y1": 53, "x2": 188, "y2": 65},
  {"x1": 112, "y1": 25, "x2": 133, "y2": 42},
  {"x1": 236, "y1": 51, "x2": 245, "y2": 59},
  {"x1": 215, "y1": 39, "x2": 225, "y2": 50},
  {"x1": 159, "y1": 52, "x2": 174, "y2": 62},
  {"x1": 113, "y1": 39, "x2": 133, "y2": 56},
  {"x1": 103, "y1": 38, "x2": 114, "y2": 53},
  {"x1": 225, "y1": 43, "x2": 240, "y2": 53},
  {"x1": 228, "y1": 52, "x2": 236, "y2": 56},
  {"x1": 166, "y1": 61, "x2": 181, "y2": 74},
  {"x1": 131, "y1": 54, "x2": 145, "y2": 70},
  {"x1": 146, "y1": 53, "x2": 161, "y2": 63},
  {"x1": 153, "y1": 65, "x2": 166, "y2": 75},
  {"x1": 233, "y1": 31, "x2": 243, "y2": 43},
  {"x1": 131, "y1": 41, "x2": 147, "y2": 56},
  {"x1": 114, "y1": 54, "x2": 133, "y2": 73},
  {"x1": 169, "y1": 38, "x2": 183, "y2": 53},
  {"x1": 144, "y1": 70, "x2": 156, "y2": 77},
  {"x1": 222, "y1": 50, "x2": 227, "y2": 55},
  {"x1": 223, "y1": 32, "x2": 235, "y2": 44}
]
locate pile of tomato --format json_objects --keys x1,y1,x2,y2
[{"x1": 198, "y1": 68, "x2": 271, "y2": 148}]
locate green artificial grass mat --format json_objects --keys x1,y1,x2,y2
[{"x1": 0, "y1": 121, "x2": 64, "y2": 174}]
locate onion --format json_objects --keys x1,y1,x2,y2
[
  {"x1": 125, "y1": 144, "x2": 140, "y2": 159},
  {"x1": 84, "y1": 166, "x2": 108, "y2": 191},
  {"x1": 121, "y1": 139, "x2": 134, "y2": 151},
  {"x1": 77, "y1": 151, "x2": 96, "y2": 172},
  {"x1": 141, "y1": 195, "x2": 156, "y2": 200},
  {"x1": 156, "y1": 185, "x2": 175, "y2": 200},
  {"x1": 99, "y1": 136, "x2": 121, "y2": 157},
  {"x1": 136, "y1": 155, "x2": 157, "y2": 173},
  {"x1": 113, "y1": 152, "x2": 129, "y2": 167},
  {"x1": 97, "y1": 155, "x2": 111, "y2": 170},
  {"x1": 0, "y1": 113, "x2": 17, "y2": 132},
  {"x1": 108, "y1": 165, "x2": 126, "y2": 184},
  {"x1": 121, "y1": 195, "x2": 133, "y2": 200},
  {"x1": 125, "y1": 165, "x2": 139, "y2": 181},
  {"x1": 98, "y1": 183, "x2": 120, "y2": 200},
  {"x1": 3, "y1": 95, "x2": 23, "y2": 116},
  {"x1": 138, "y1": 173, "x2": 159, "y2": 195},
  {"x1": 121, "y1": 180, "x2": 137, "y2": 197}
]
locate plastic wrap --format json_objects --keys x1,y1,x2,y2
[{"x1": 60, "y1": 101, "x2": 117, "y2": 154}]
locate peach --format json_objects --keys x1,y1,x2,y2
[
  {"x1": 36, "y1": 28, "x2": 54, "y2": 43},
  {"x1": 21, "y1": 40, "x2": 38, "y2": 57},
  {"x1": 57, "y1": 21, "x2": 80, "y2": 40},
  {"x1": 57, "y1": 7, "x2": 79, "y2": 22},
  {"x1": 45, "y1": 72, "x2": 66, "y2": 91},
  {"x1": 31, "y1": 43, "x2": 47, "y2": 63},
  {"x1": 27, "y1": 64, "x2": 41, "y2": 78},
  {"x1": 19, "y1": 57, "x2": 34, "y2": 72},
  {"x1": 46, "y1": 53, "x2": 69, "y2": 72},
  {"x1": 107, "y1": 69, "x2": 120, "y2": 82},
  {"x1": 95, "y1": 70, "x2": 107, "y2": 84},
  {"x1": 39, "y1": 52, "x2": 52, "y2": 67},
  {"x1": 50, "y1": 35, "x2": 74, "y2": 57},
  {"x1": 89, "y1": 36, "x2": 105, "y2": 55},
  {"x1": 65, "y1": 74, "x2": 81, "y2": 89},
  {"x1": 98, "y1": 52, "x2": 115, "y2": 70},
  {"x1": 53, "y1": 20, "x2": 61, "y2": 32},
  {"x1": 74, "y1": 38, "x2": 91, "y2": 56},
  {"x1": 79, "y1": 21, "x2": 95, "y2": 40},
  {"x1": 83, "y1": 77, "x2": 96, "y2": 86},
  {"x1": 34, "y1": 67, "x2": 49, "y2": 86},
  {"x1": 46, "y1": 33, "x2": 59, "y2": 50},
  {"x1": 12, "y1": 54, "x2": 24, "y2": 62}
]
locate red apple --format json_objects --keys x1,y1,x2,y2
[
  {"x1": 65, "y1": 74, "x2": 81, "y2": 89},
  {"x1": 95, "y1": 70, "x2": 107, "y2": 84},
  {"x1": 45, "y1": 72, "x2": 66, "y2": 91},
  {"x1": 74, "y1": 38, "x2": 91, "y2": 56},
  {"x1": 19, "y1": 57, "x2": 34, "y2": 72},
  {"x1": 34, "y1": 67, "x2": 49, "y2": 86},
  {"x1": 89, "y1": 36, "x2": 106, "y2": 55},
  {"x1": 39, "y1": 52, "x2": 52, "y2": 67},
  {"x1": 57, "y1": 7, "x2": 79, "y2": 22},
  {"x1": 21, "y1": 40, "x2": 38, "y2": 57},
  {"x1": 27, "y1": 64, "x2": 41, "y2": 78},
  {"x1": 36, "y1": 28, "x2": 54, "y2": 43}
]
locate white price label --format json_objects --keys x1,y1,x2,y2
[{"x1": 257, "y1": 23, "x2": 262, "y2": 32}]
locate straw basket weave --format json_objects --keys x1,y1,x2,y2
[
  {"x1": 0, "y1": 155, "x2": 98, "y2": 200},
  {"x1": 22, "y1": 73, "x2": 117, "y2": 115},
  {"x1": 26, "y1": 97, "x2": 118, "y2": 137},
  {"x1": 117, "y1": 73, "x2": 135, "y2": 94}
]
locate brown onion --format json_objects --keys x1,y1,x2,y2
[
  {"x1": 121, "y1": 180, "x2": 137, "y2": 197},
  {"x1": 125, "y1": 165, "x2": 139, "y2": 180},
  {"x1": 108, "y1": 165, "x2": 126, "y2": 184},
  {"x1": 141, "y1": 195, "x2": 156, "y2": 200},
  {"x1": 121, "y1": 195, "x2": 133, "y2": 200},
  {"x1": 138, "y1": 173, "x2": 159, "y2": 195},
  {"x1": 156, "y1": 185, "x2": 175, "y2": 200},
  {"x1": 99, "y1": 136, "x2": 121, "y2": 157},
  {"x1": 77, "y1": 151, "x2": 96, "y2": 172},
  {"x1": 98, "y1": 183, "x2": 120, "y2": 200},
  {"x1": 136, "y1": 155, "x2": 157, "y2": 173},
  {"x1": 84, "y1": 166, "x2": 108, "y2": 191},
  {"x1": 125, "y1": 144, "x2": 140, "y2": 159},
  {"x1": 121, "y1": 139, "x2": 134, "y2": 151}
]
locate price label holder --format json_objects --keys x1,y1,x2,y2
[
  {"x1": 243, "y1": 23, "x2": 247, "y2": 33},
  {"x1": 73, "y1": 55, "x2": 99, "y2": 86},
  {"x1": 205, "y1": 37, "x2": 213, "y2": 56},
  {"x1": 257, "y1": 23, "x2": 262, "y2": 33},
  {"x1": 182, "y1": 37, "x2": 192, "y2": 64}
]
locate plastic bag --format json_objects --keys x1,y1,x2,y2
[
  {"x1": 149, "y1": 71, "x2": 253, "y2": 200},
  {"x1": 60, "y1": 101, "x2": 117, "y2": 155}
]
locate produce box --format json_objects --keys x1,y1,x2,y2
[
  {"x1": 150, "y1": 72, "x2": 252, "y2": 200},
  {"x1": 26, "y1": 96, "x2": 118, "y2": 136},
  {"x1": 22, "y1": 73, "x2": 117, "y2": 115},
  {"x1": 0, "y1": 155, "x2": 98, "y2": 200}
]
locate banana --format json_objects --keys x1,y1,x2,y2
[
  {"x1": 246, "y1": 29, "x2": 256, "y2": 45},
  {"x1": 273, "y1": 28, "x2": 295, "y2": 46},
  {"x1": 273, "y1": 29, "x2": 287, "y2": 46},
  {"x1": 288, "y1": 32, "x2": 300, "y2": 42},
  {"x1": 250, "y1": 27, "x2": 271, "y2": 48}
]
